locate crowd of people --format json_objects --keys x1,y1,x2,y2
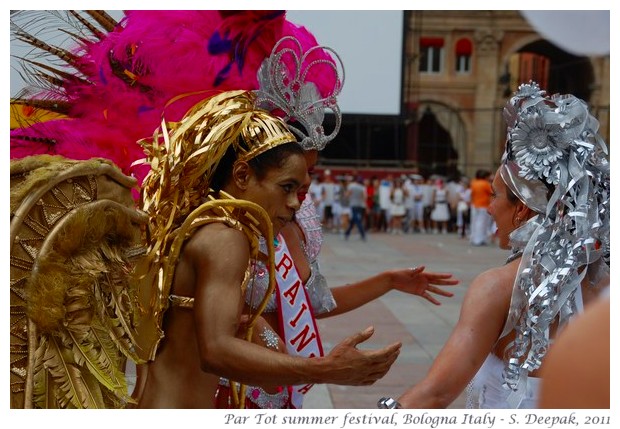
[
  {"x1": 306, "y1": 169, "x2": 497, "y2": 245},
  {"x1": 9, "y1": 10, "x2": 609, "y2": 411}
]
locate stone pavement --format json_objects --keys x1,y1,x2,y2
[{"x1": 302, "y1": 229, "x2": 508, "y2": 409}]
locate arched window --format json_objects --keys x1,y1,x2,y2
[
  {"x1": 419, "y1": 37, "x2": 444, "y2": 73},
  {"x1": 455, "y1": 38, "x2": 472, "y2": 73}
]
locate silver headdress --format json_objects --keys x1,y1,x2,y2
[
  {"x1": 498, "y1": 82, "x2": 610, "y2": 406},
  {"x1": 254, "y1": 35, "x2": 345, "y2": 151}
]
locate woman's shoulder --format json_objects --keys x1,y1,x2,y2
[
  {"x1": 186, "y1": 223, "x2": 249, "y2": 259},
  {"x1": 483, "y1": 256, "x2": 520, "y2": 276},
  {"x1": 469, "y1": 261, "x2": 518, "y2": 297}
]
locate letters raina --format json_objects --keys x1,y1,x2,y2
[{"x1": 275, "y1": 250, "x2": 319, "y2": 355}]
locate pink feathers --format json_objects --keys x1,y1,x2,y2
[{"x1": 11, "y1": 10, "x2": 337, "y2": 187}]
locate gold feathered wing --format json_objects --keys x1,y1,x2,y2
[{"x1": 10, "y1": 155, "x2": 148, "y2": 409}]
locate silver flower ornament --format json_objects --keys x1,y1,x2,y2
[
  {"x1": 514, "y1": 81, "x2": 546, "y2": 99},
  {"x1": 510, "y1": 111, "x2": 568, "y2": 184}
]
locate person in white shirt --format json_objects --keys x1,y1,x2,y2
[
  {"x1": 308, "y1": 175, "x2": 324, "y2": 223},
  {"x1": 456, "y1": 177, "x2": 471, "y2": 238},
  {"x1": 378, "y1": 175, "x2": 393, "y2": 232},
  {"x1": 403, "y1": 175, "x2": 415, "y2": 233},
  {"x1": 421, "y1": 178, "x2": 435, "y2": 233},
  {"x1": 389, "y1": 177, "x2": 407, "y2": 234},
  {"x1": 321, "y1": 170, "x2": 338, "y2": 232},
  {"x1": 408, "y1": 174, "x2": 426, "y2": 233}
]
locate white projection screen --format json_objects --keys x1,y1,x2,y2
[
  {"x1": 10, "y1": 10, "x2": 404, "y2": 116},
  {"x1": 286, "y1": 10, "x2": 404, "y2": 115}
]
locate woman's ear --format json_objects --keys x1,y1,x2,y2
[
  {"x1": 231, "y1": 161, "x2": 252, "y2": 190},
  {"x1": 514, "y1": 201, "x2": 534, "y2": 225}
]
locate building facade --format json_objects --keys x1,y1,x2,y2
[{"x1": 319, "y1": 10, "x2": 610, "y2": 180}]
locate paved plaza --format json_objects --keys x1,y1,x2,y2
[{"x1": 303, "y1": 229, "x2": 508, "y2": 409}]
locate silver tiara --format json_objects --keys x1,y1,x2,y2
[{"x1": 254, "y1": 36, "x2": 345, "y2": 151}]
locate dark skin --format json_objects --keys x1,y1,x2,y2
[{"x1": 136, "y1": 152, "x2": 402, "y2": 408}]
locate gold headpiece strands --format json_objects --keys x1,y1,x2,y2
[
  {"x1": 139, "y1": 90, "x2": 295, "y2": 221},
  {"x1": 138, "y1": 90, "x2": 296, "y2": 243}
]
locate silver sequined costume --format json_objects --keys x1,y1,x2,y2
[{"x1": 245, "y1": 195, "x2": 337, "y2": 315}]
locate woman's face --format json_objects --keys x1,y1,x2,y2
[
  {"x1": 487, "y1": 169, "x2": 520, "y2": 249},
  {"x1": 296, "y1": 149, "x2": 319, "y2": 202},
  {"x1": 246, "y1": 152, "x2": 308, "y2": 234}
]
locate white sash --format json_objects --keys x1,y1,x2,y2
[{"x1": 273, "y1": 234, "x2": 324, "y2": 408}]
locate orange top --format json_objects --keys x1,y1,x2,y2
[{"x1": 470, "y1": 178, "x2": 492, "y2": 208}]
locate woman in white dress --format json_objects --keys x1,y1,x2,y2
[
  {"x1": 389, "y1": 178, "x2": 407, "y2": 234},
  {"x1": 430, "y1": 178, "x2": 450, "y2": 234},
  {"x1": 387, "y1": 83, "x2": 610, "y2": 409}
]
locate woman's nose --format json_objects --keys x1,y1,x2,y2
[{"x1": 289, "y1": 193, "x2": 302, "y2": 211}]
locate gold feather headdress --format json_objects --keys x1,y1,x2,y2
[{"x1": 138, "y1": 89, "x2": 295, "y2": 267}]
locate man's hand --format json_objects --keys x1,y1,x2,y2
[{"x1": 321, "y1": 326, "x2": 401, "y2": 386}]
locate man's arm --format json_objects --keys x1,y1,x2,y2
[{"x1": 189, "y1": 225, "x2": 402, "y2": 387}]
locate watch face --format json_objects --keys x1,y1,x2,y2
[{"x1": 377, "y1": 397, "x2": 399, "y2": 409}]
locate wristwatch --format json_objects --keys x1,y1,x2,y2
[{"x1": 377, "y1": 397, "x2": 402, "y2": 409}]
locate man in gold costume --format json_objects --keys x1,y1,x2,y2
[{"x1": 10, "y1": 12, "x2": 403, "y2": 408}]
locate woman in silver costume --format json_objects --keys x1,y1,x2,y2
[{"x1": 389, "y1": 82, "x2": 610, "y2": 409}]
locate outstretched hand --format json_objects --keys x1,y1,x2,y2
[
  {"x1": 323, "y1": 326, "x2": 401, "y2": 386},
  {"x1": 388, "y1": 266, "x2": 458, "y2": 305}
]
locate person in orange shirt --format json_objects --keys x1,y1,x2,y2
[{"x1": 469, "y1": 169, "x2": 493, "y2": 246}]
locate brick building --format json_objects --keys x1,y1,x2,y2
[{"x1": 318, "y1": 10, "x2": 610, "y2": 180}]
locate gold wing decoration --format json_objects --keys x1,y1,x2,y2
[{"x1": 10, "y1": 155, "x2": 148, "y2": 409}]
